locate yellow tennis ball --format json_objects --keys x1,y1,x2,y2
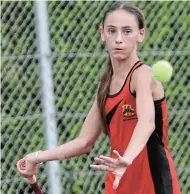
[{"x1": 152, "y1": 60, "x2": 173, "y2": 82}]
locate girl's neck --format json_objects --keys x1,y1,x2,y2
[{"x1": 110, "y1": 54, "x2": 139, "y2": 78}]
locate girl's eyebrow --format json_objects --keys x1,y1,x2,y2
[
  {"x1": 107, "y1": 25, "x2": 116, "y2": 28},
  {"x1": 123, "y1": 26, "x2": 132, "y2": 29},
  {"x1": 107, "y1": 25, "x2": 132, "y2": 29}
]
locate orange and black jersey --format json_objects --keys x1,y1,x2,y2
[{"x1": 104, "y1": 61, "x2": 181, "y2": 194}]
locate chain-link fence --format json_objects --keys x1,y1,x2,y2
[{"x1": 1, "y1": 1, "x2": 190, "y2": 194}]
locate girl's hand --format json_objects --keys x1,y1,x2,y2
[
  {"x1": 17, "y1": 153, "x2": 38, "y2": 179},
  {"x1": 90, "y1": 150, "x2": 131, "y2": 190}
]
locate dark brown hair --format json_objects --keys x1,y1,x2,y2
[{"x1": 97, "y1": 2, "x2": 145, "y2": 136}]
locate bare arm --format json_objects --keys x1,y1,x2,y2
[
  {"x1": 123, "y1": 67, "x2": 155, "y2": 164},
  {"x1": 29, "y1": 98, "x2": 103, "y2": 163}
]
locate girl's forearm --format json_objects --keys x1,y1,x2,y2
[
  {"x1": 123, "y1": 120, "x2": 155, "y2": 164},
  {"x1": 36, "y1": 137, "x2": 91, "y2": 163}
]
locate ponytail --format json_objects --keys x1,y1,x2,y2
[{"x1": 97, "y1": 57, "x2": 113, "y2": 136}]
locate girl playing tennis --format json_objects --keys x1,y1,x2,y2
[{"x1": 17, "y1": 3, "x2": 181, "y2": 194}]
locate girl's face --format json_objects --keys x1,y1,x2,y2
[{"x1": 100, "y1": 9, "x2": 145, "y2": 61}]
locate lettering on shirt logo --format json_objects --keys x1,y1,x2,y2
[{"x1": 122, "y1": 104, "x2": 136, "y2": 119}]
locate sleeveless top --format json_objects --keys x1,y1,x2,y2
[{"x1": 104, "y1": 61, "x2": 181, "y2": 194}]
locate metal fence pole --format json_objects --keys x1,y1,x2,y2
[{"x1": 34, "y1": 1, "x2": 62, "y2": 194}]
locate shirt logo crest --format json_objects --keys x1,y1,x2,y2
[{"x1": 122, "y1": 104, "x2": 135, "y2": 117}]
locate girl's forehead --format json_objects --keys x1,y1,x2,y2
[{"x1": 104, "y1": 9, "x2": 138, "y2": 28}]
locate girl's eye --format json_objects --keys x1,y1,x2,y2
[
  {"x1": 124, "y1": 30, "x2": 131, "y2": 34},
  {"x1": 108, "y1": 29, "x2": 115, "y2": 34}
]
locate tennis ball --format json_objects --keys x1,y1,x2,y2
[{"x1": 152, "y1": 60, "x2": 173, "y2": 82}]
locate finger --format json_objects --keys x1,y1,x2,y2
[
  {"x1": 94, "y1": 158, "x2": 116, "y2": 169},
  {"x1": 19, "y1": 171, "x2": 33, "y2": 178},
  {"x1": 17, "y1": 161, "x2": 33, "y2": 178},
  {"x1": 17, "y1": 161, "x2": 36, "y2": 184},
  {"x1": 17, "y1": 165, "x2": 27, "y2": 177},
  {"x1": 17, "y1": 160, "x2": 26, "y2": 174},
  {"x1": 94, "y1": 157, "x2": 113, "y2": 166},
  {"x1": 27, "y1": 175, "x2": 37, "y2": 184},
  {"x1": 18, "y1": 159, "x2": 26, "y2": 170},
  {"x1": 94, "y1": 157, "x2": 105, "y2": 164},
  {"x1": 113, "y1": 150, "x2": 122, "y2": 159},
  {"x1": 17, "y1": 161, "x2": 24, "y2": 172},
  {"x1": 99, "y1": 155, "x2": 116, "y2": 164},
  {"x1": 90, "y1": 164, "x2": 114, "y2": 172},
  {"x1": 113, "y1": 175, "x2": 121, "y2": 190}
]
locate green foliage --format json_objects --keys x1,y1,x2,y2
[{"x1": 2, "y1": 1, "x2": 190, "y2": 193}]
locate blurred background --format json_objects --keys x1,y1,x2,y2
[{"x1": 1, "y1": 1, "x2": 190, "y2": 194}]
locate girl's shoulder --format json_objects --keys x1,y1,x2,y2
[
  {"x1": 132, "y1": 63, "x2": 163, "y2": 88},
  {"x1": 132, "y1": 63, "x2": 152, "y2": 80}
]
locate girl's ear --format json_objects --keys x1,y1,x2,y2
[
  {"x1": 100, "y1": 25, "x2": 105, "y2": 42},
  {"x1": 138, "y1": 28, "x2": 145, "y2": 43}
]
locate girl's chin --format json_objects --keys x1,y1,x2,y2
[{"x1": 112, "y1": 54, "x2": 128, "y2": 61}]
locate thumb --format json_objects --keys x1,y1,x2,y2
[
  {"x1": 113, "y1": 150, "x2": 122, "y2": 159},
  {"x1": 27, "y1": 175, "x2": 37, "y2": 184},
  {"x1": 113, "y1": 175, "x2": 121, "y2": 190}
]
